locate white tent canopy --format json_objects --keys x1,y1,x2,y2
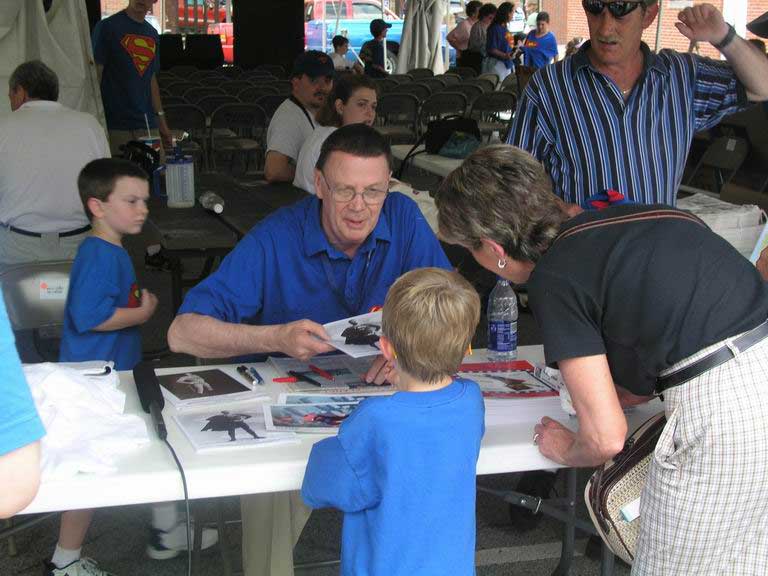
[
  {"x1": 396, "y1": 0, "x2": 447, "y2": 75},
  {"x1": 0, "y1": 0, "x2": 103, "y2": 126}
]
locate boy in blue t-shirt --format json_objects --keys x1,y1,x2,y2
[
  {"x1": 50, "y1": 160, "x2": 217, "y2": 575},
  {"x1": 302, "y1": 268, "x2": 485, "y2": 576},
  {"x1": 520, "y1": 12, "x2": 558, "y2": 69}
]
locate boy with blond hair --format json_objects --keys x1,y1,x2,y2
[{"x1": 301, "y1": 267, "x2": 484, "y2": 576}]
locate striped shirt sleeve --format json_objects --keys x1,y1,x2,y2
[
  {"x1": 691, "y1": 54, "x2": 748, "y2": 132},
  {"x1": 508, "y1": 79, "x2": 553, "y2": 164}
]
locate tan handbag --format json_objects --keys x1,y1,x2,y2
[{"x1": 584, "y1": 411, "x2": 666, "y2": 565}]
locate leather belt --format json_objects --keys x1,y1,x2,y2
[
  {"x1": 657, "y1": 319, "x2": 768, "y2": 392},
  {"x1": 8, "y1": 224, "x2": 91, "y2": 238}
]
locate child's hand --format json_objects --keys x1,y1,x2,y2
[{"x1": 138, "y1": 289, "x2": 158, "y2": 322}]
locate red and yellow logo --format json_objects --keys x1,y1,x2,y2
[
  {"x1": 127, "y1": 283, "x2": 141, "y2": 308},
  {"x1": 120, "y1": 34, "x2": 157, "y2": 76}
]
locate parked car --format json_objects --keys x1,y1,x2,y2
[
  {"x1": 179, "y1": 0, "x2": 226, "y2": 25},
  {"x1": 208, "y1": 21, "x2": 234, "y2": 63},
  {"x1": 305, "y1": 0, "x2": 402, "y2": 70}
]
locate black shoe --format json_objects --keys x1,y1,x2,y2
[{"x1": 508, "y1": 470, "x2": 558, "y2": 532}]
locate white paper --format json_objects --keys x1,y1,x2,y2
[
  {"x1": 322, "y1": 311, "x2": 383, "y2": 358},
  {"x1": 172, "y1": 401, "x2": 296, "y2": 452}
]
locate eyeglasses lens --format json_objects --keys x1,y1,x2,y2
[{"x1": 583, "y1": 1, "x2": 642, "y2": 18}]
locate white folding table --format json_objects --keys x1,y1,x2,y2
[{"x1": 20, "y1": 346, "x2": 661, "y2": 575}]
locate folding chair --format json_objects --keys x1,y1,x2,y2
[
  {"x1": 419, "y1": 92, "x2": 468, "y2": 134},
  {"x1": 450, "y1": 84, "x2": 484, "y2": 107},
  {"x1": 183, "y1": 86, "x2": 227, "y2": 104},
  {"x1": 237, "y1": 85, "x2": 279, "y2": 103},
  {"x1": 419, "y1": 77, "x2": 447, "y2": 94},
  {"x1": 439, "y1": 73, "x2": 462, "y2": 85},
  {"x1": 477, "y1": 73, "x2": 500, "y2": 89},
  {"x1": 466, "y1": 77, "x2": 495, "y2": 93},
  {"x1": 391, "y1": 83, "x2": 432, "y2": 103},
  {"x1": 376, "y1": 93, "x2": 420, "y2": 144},
  {"x1": 408, "y1": 67, "x2": 434, "y2": 79},
  {"x1": 0, "y1": 260, "x2": 73, "y2": 363},
  {"x1": 255, "y1": 64, "x2": 286, "y2": 78},
  {"x1": 451, "y1": 66, "x2": 478, "y2": 78},
  {"x1": 682, "y1": 135, "x2": 750, "y2": 194},
  {"x1": 388, "y1": 74, "x2": 414, "y2": 84},
  {"x1": 209, "y1": 103, "x2": 268, "y2": 172},
  {"x1": 256, "y1": 94, "x2": 288, "y2": 120},
  {"x1": 196, "y1": 95, "x2": 240, "y2": 119},
  {"x1": 468, "y1": 91, "x2": 518, "y2": 141},
  {"x1": 263, "y1": 80, "x2": 292, "y2": 95},
  {"x1": 374, "y1": 78, "x2": 400, "y2": 94},
  {"x1": 166, "y1": 81, "x2": 200, "y2": 96},
  {"x1": 221, "y1": 81, "x2": 254, "y2": 97},
  {"x1": 164, "y1": 104, "x2": 209, "y2": 169}
]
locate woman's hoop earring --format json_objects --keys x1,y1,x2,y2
[{"x1": 497, "y1": 258, "x2": 507, "y2": 269}]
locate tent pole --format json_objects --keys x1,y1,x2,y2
[
  {"x1": 445, "y1": 0, "x2": 450, "y2": 70},
  {"x1": 655, "y1": 0, "x2": 664, "y2": 51},
  {"x1": 382, "y1": 0, "x2": 389, "y2": 72}
]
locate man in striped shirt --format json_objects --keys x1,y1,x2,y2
[{"x1": 508, "y1": 1, "x2": 768, "y2": 208}]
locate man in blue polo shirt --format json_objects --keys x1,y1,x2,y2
[
  {"x1": 167, "y1": 124, "x2": 451, "y2": 576},
  {"x1": 509, "y1": 1, "x2": 768, "y2": 208}
]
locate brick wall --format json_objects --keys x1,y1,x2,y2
[{"x1": 548, "y1": 0, "x2": 768, "y2": 59}]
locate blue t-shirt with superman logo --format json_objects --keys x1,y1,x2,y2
[
  {"x1": 60, "y1": 237, "x2": 142, "y2": 370},
  {"x1": 522, "y1": 31, "x2": 558, "y2": 69},
  {"x1": 92, "y1": 11, "x2": 159, "y2": 130}
]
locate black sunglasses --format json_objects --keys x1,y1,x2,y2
[{"x1": 582, "y1": 0, "x2": 644, "y2": 18}]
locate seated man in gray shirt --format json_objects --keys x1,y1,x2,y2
[{"x1": 264, "y1": 51, "x2": 334, "y2": 183}]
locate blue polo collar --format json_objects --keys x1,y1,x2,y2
[
  {"x1": 302, "y1": 195, "x2": 393, "y2": 259},
  {"x1": 572, "y1": 41, "x2": 669, "y2": 78}
]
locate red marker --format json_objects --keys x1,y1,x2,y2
[
  {"x1": 309, "y1": 364, "x2": 335, "y2": 381},
  {"x1": 273, "y1": 376, "x2": 298, "y2": 383}
]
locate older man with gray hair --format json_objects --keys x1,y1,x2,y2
[{"x1": 0, "y1": 60, "x2": 109, "y2": 267}]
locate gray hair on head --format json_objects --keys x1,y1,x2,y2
[
  {"x1": 435, "y1": 145, "x2": 568, "y2": 263},
  {"x1": 9, "y1": 60, "x2": 59, "y2": 102}
]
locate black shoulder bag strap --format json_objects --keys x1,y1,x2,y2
[
  {"x1": 553, "y1": 209, "x2": 706, "y2": 244},
  {"x1": 394, "y1": 133, "x2": 428, "y2": 180},
  {"x1": 289, "y1": 95, "x2": 315, "y2": 129}
]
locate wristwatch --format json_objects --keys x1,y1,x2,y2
[{"x1": 714, "y1": 24, "x2": 736, "y2": 51}]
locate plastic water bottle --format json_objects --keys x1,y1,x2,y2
[
  {"x1": 487, "y1": 277, "x2": 518, "y2": 361},
  {"x1": 165, "y1": 154, "x2": 195, "y2": 208},
  {"x1": 199, "y1": 191, "x2": 225, "y2": 214}
]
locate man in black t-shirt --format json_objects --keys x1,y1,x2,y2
[{"x1": 436, "y1": 144, "x2": 768, "y2": 573}]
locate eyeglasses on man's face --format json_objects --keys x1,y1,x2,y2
[
  {"x1": 320, "y1": 173, "x2": 389, "y2": 205},
  {"x1": 582, "y1": 0, "x2": 644, "y2": 19}
]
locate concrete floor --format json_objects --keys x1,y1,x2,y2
[{"x1": 3, "y1": 169, "x2": 630, "y2": 576}]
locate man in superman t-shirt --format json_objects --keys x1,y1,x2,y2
[{"x1": 92, "y1": 0, "x2": 172, "y2": 156}]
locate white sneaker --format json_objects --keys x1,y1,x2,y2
[
  {"x1": 45, "y1": 558, "x2": 116, "y2": 576},
  {"x1": 146, "y1": 520, "x2": 219, "y2": 560}
]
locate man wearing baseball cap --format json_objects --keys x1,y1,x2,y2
[
  {"x1": 264, "y1": 50, "x2": 334, "y2": 183},
  {"x1": 361, "y1": 18, "x2": 392, "y2": 78}
]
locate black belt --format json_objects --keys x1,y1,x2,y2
[
  {"x1": 8, "y1": 224, "x2": 91, "y2": 238},
  {"x1": 657, "y1": 319, "x2": 768, "y2": 392}
]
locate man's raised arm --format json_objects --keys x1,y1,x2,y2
[{"x1": 677, "y1": 4, "x2": 768, "y2": 101}]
